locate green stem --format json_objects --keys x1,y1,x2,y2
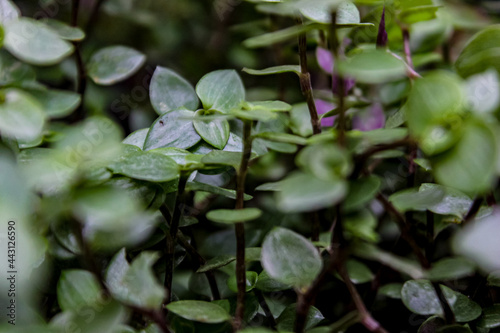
[{"x1": 233, "y1": 120, "x2": 253, "y2": 331}]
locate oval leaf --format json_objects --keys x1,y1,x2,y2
[
  {"x1": 166, "y1": 300, "x2": 231, "y2": 323},
  {"x1": 261, "y1": 227, "x2": 323, "y2": 289},
  {"x1": 108, "y1": 151, "x2": 179, "y2": 182},
  {"x1": 144, "y1": 109, "x2": 201, "y2": 150},
  {"x1": 0, "y1": 88, "x2": 46, "y2": 141},
  {"x1": 4, "y1": 18, "x2": 74, "y2": 65},
  {"x1": 196, "y1": 70, "x2": 245, "y2": 113},
  {"x1": 193, "y1": 110, "x2": 230, "y2": 149},
  {"x1": 87, "y1": 46, "x2": 146, "y2": 85},
  {"x1": 206, "y1": 208, "x2": 262, "y2": 224},
  {"x1": 150, "y1": 66, "x2": 199, "y2": 115}
]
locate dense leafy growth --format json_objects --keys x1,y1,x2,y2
[{"x1": 1, "y1": 0, "x2": 500, "y2": 332}]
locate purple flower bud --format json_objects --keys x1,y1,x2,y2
[
  {"x1": 316, "y1": 47, "x2": 334, "y2": 74},
  {"x1": 315, "y1": 99, "x2": 336, "y2": 127},
  {"x1": 376, "y1": 7, "x2": 388, "y2": 48},
  {"x1": 352, "y1": 103, "x2": 385, "y2": 131}
]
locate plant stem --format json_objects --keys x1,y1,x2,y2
[
  {"x1": 233, "y1": 120, "x2": 253, "y2": 331},
  {"x1": 425, "y1": 210, "x2": 434, "y2": 263},
  {"x1": 71, "y1": 0, "x2": 80, "y2": 27},
  {"x1": 69, "y1": 0, "x2": 87, "y2": 122},
  {"x1": 376, "y1": 193, "x2": 429, "y2": 268},
  {"x1": 164, "y1": 176, "x2": 188, "y2": 305},
  {"x1": 338, "y1": 264, "x2": 388, "y2": 333},
  {"x1": 86, "y1": 0, "x2": 106, "y2": 35},
  {"x1": 330, "y1": 13, "x2": 346, "y2": 147},
  {"x1": 350, "y1": 137, "x2": 411, "y2": 179},
  {"x1": 431, "y1": 282, "x2": 456, "y2": 324},
  {"x1": 295, "y1": 206, "x2": 388, "y2": 333},
  {"x1": 296, "y1": 18, "x2": 321, "y2": 135},
  {"x1": 464, "y1": 197, "x2": 483, "y2": 224},
  {"x1": 254, "y1": 290, "x2": 277, "y2": 328},
  {"x1": 159, "y1": 204, "x2": 221, "y2": 300},
  {"x1": 402, "y1": 28, "x2": 414, "y2": 69}
]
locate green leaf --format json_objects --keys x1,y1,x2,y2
[
  {"x1": 255, "y1": 270, "x2": 291, "y2": 292},
  {"x1": 166, "y1": 300, "x2": 231, "y2": 323},
  {"x1": 201, "y1": 150, "x2": 245, "y2": 170},
  {"x1": 276, "y1": 172, "x2": 347, "y2": 213},
  {"x1": 297, "y1": 0, "x2": 363, "y2": 25},
  {"x1": 432, "y1": 120, "x2": 497, "y2": 195},
  {"x1": 243, "y1": 23, "x2": 321, "y2": 48},
  {"x1": 227, "y1": 271, "x2": 259, "y2": 292},
  {"x1": 487, "y1": 271, "x2": 500, "y2": 287},
  {"x1": 245, "y1": 247, "x2": 262, "y2": 262},
  {"x1": 243, "y1": 65, "x2": 301, "y2": 76},
  {"x1": 296, "y1": 143, "x2": 352, "y2": 181},
  {"x1": 344, "y1": 259, "x2": 374, "y2": 284},
  {"x1": 193, "y1": 110, "x2": 230, "y2": 149},
  {"x1": 422, "y1": 184, "x2": 472, "y2": 218},
  {"x1": 87, "y1": 46, "x2": 146, "y2": 85},
  {"x1": 196, "y1": 255, "x2": 236, "y2": 273},
  {"x1": 344, "y1": 209, "x2": 379, "y2": 242},
  {"x1": 465, "y1": 69, "x2": 500, "y2": 114},
  {"x1": 399, "y1": 5, "x2": 441, "y2": 24},
  {"x1": 454, "y1": 210, "x2": 500, "y2": 272},
  {"x1": 73, "y1": 187, "x2": 156, "y2": 250},
  {"x1": 186, "y1": 181, "x2": 253, "y2": 201},
  {"x1": 253, "y1": 132, "x2": 306, "y2": 145},
  {"x1": 50, "y1": 301, "x2": 127, "y2": 333},
  {"x1": 41, "y1": 19, "x2": 86, "y2": 41},
  {"x1": 418, "y1": 316, "x2": 446, "y2": 333},
  {"x1": 144, "y1": 109, "x2": 201, "y2": 150},
  {"x1": 477, "y1": 304, "x2": 500, "y2": 329},
  {"x1": 196, "y1": 70, "x2": 245, "y2": 113},
  {"x1": 231, "y1": 108, "x2": 278, "y2": 122},
  {"x1": 390, "y1": 183, "x2": 473, "y2": 219},
  {"x1": 261, "y1": 227, "x2": 323, "y2": 289},
  {"x1": 26, "y1": 88, "x2": 81, "y2": 118},
  {"x1": 0, "y1": 88, "x2": 46, "y2": 141},
  {"x1": 425, "y1": 257, "x2": 475, "y2": 281},
  {"x1": 108, "y1": 151, "x2": 179, "y2": 182},
  {"x1": 353, "y1": 243, "x2": 424, "y2": 279},
  {"x1": 123, "y1": 128, "x2": 148, "y2": 149},
  {"x1": 206, "y1": 208, "x2": 262, "y2": 224},
  {"x1": 379, "y1": 283, "x2": 403, "y2": 299},
  {"x1": 276, "y1": 303, "x2": 324, "y2": 331},
  {"x1": 338, "y1": 50, "x2": 407, "y2": 84},
  {"x1": 105, "y1": 249, "x2": 166, "y2": 309},
  {"x1": 149, "y1": 66, "x2": 199, "y2": 115},
  {"x1": 4, "y1": 18, "x2": 74, "y2": 65},
  {"x1": 243, "y1": 100, "x2": 292, "y2": 112},
  {"x1": 405, "y1": 71, "x2": 465, "y2": 155},
  {"x1": 455, "y1": 25, "x2": 500, "y2": 78},
  {"x1": 389, "y1": 186, "x2": 445, "y2": 213},
  {"x1": 344, "y1": 175, "x2": 381, "y2": 212},
  {"x1": 150, "y1": 147, "x2": 204, "y2": 171},
  {"x1": 290, "y1": 102, "x2": 313, "y2": 137},
  {"x1": 0, "y1": 0, "x2": 20, "y2": 23},
  {"x1": 401, "y1": 280, "x2": 481, "y2": 322},
  {"x1": 57, "y1": 270, "x2": 104, "y2": 311}
]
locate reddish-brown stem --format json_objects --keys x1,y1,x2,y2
[
  {"x1": 296, "y1": 18, "x2": 321, "y2": 135},
  {"x1": 376, "y1": 193, "x2": 429, "y2": 268}
]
